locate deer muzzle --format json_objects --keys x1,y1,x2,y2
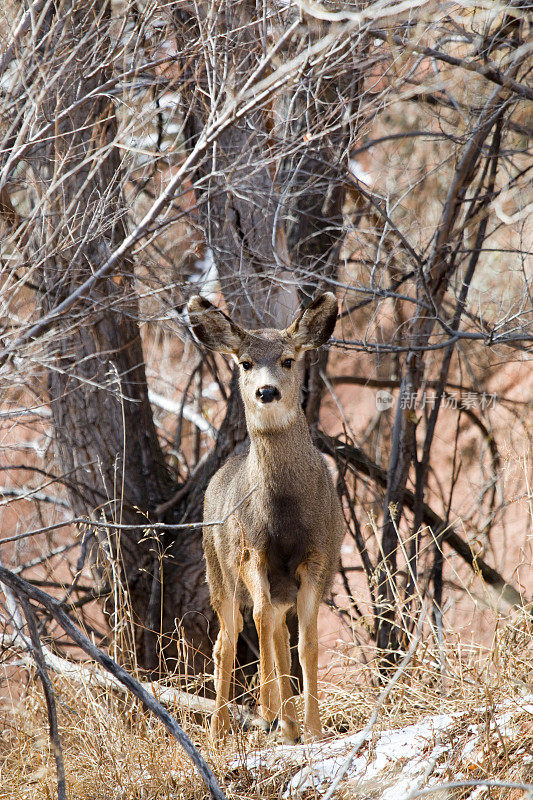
[{"x1": 256, "y1": 385, "x2": 281, "y2": 403}]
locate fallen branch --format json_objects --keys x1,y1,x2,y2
[{"x1": 5, "y1": 633, "x2": 260, "y2": 730}]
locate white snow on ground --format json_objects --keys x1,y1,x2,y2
[
  {"x1": 232, "y1": 714, "x2": 453, "y2": 798},
  {"x1": 231, "y1": 697, "x2": 533, "y2": 798}
]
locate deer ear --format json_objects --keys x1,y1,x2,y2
[
  {"x1": 187, "y1": 296, "x2": 245, "y2": 354},
  {"x1": 285, "y1": 292, "x2": 338, "y2": 352}
]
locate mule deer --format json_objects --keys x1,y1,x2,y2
[{"x1": 187, "y1": 293, "x2": 344, "y2": 742}]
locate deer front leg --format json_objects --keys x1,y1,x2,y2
[
  {"x1": 273, "y1": 609, "x2": 299, "y2": 743},
  {"x1": 212, "y1": 598, "x2": 243, "y2": 740},
  {"x1": 253, "y1": 600, "x2": 281, "y2": 727},
  {"x1": 241, "y1": 552, "x2": 281, "y2": 728},
  {"x1": 296, "y1": 569, "x2": 322, "y2": 739}
]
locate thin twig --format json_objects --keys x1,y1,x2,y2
[
  {"x1": 0, "y1": 485, "x2": 258, "y2": 545},
  {"x1": 19, "y1": 597, "x2": 67, "y2": 800}
]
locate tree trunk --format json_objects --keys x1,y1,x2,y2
[
  {"x1": 30, "y1": 0, "x2": 213, "y2": 675},
  {"x1": 173, "y1": 4, "x2": 352, "y2": 685},
  {"x1": 174, "y1": 6, "x2": 298, "y2": 329}
]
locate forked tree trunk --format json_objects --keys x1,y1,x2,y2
[{"x1": 173, "y1": 5, "x2": 351, "y2": 685}]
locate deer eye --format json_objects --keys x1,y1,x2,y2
[
  {"x1": 240, "y1": 360, "x2": 253, "y2": 371},
  {"x1": 281, "y1": 358, "x2": 294, "y2": 369}
]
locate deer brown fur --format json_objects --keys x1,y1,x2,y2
[{"x1": 187, "y1": 292, "x2": 344, "y2": 742}]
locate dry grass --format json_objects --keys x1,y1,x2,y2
[{"x1": 1, "y1": 601, "x2": 531, "y2": 800}]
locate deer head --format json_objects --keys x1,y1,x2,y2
[{"x1": 187, "y1": 293, "x2": 338, "y2": 434}]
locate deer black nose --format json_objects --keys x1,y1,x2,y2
[{"x1": 256, "y1": 385, "x2": 281, "y2": 403}]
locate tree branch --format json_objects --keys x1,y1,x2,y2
[{"x1": 317, "y1": 432, "x2": 524, "y2": 609}]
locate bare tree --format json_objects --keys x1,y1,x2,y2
[{"x1": 1, "y1": 0, "x2": 531, "y2": 685}]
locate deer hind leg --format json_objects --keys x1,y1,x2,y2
[
  {"x1": 211, "y1": 597, "x2": 243, "y2": 740},
  {"x1": 296, "y1": 566, "x2": 323, "y2": 739},
  {"x1": 272, "y1": 609, "x2": 299, "y2": 743}
]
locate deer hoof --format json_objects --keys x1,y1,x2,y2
[
  {"x1": 280, "y1": 720, "x2": 300, "y2": 744},
  {"x1": 259, "y1": 716, "x2": 278, "y2": 734}
]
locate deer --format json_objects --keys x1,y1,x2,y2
[{"x1": 187, "y1": 292, "x2": 344, "y2": 743}]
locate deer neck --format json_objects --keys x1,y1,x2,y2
[{"x1": 247, "y1": 410, "x2": 315, "y2": 480}]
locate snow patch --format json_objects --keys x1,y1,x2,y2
[
  {"x1": 232, "y1": 714, "x2": 454, "y2": 798},
  {"x1": 232, "y1": 699, "x2": 533, "y2": 798}
]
